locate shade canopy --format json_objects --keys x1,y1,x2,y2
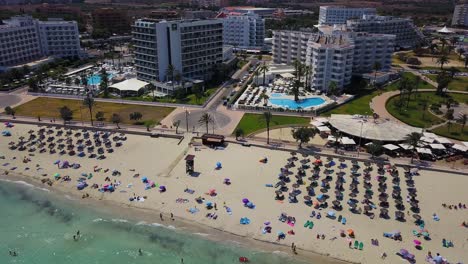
[
  {"x1": 109, "y1": 78, "x2": 148, "y2": 92},
  {"x1": 383, "y1": 144, "x2": 399, "y2": 151},
  {"x1": 399, "y1": 143, "x2": 414, "y2": 150},
  {"x1": 416, "y1": 148, "x2": 432, "y2": 155},
  {"x1": 311, "y1": 121, "x2": 324, "y2": 127},
  {"x1": 429, "y1": 143, "x2": 445, "y2": 150},
  {"x1": 340, "y1": 137, "x2": 356, "y2": 145},
  {"x1": 435, "y1": 137, "x2": 452, "y2": 144},
  {"x1": 317, "y1": 126, "x2": 331, "y2": 132},
  {"x1": 452, "y1": 144, "x2": 468, "y2": 152}
]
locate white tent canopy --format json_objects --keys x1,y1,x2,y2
[
  {"x1": 317, "y1": 126, "x2": 331, "y2": 132},
  {"x1": 314, "y1": 117, "x2": 329, "y2": 124},
  {"x1": 435, "y1": 137, "x2": 452, "y2": 144},
  {"x1": 327, "y1": 135, "x2": 336, "y2": 141},
  {"x1": 311, "y1": 121, "x2": 324, "y2": 127},
  {"x1": 452, "y1": 144, "x2": 468, "y2": 152},
  {"x1": 340, "y1": 137, "x2": 356, "y2": 145},
  {"x1": 109, "y1": 78, "x2": 148, "y2": 92},
  {"x1": 462, "y1": 142, "x2": 468, "y2": 147},
  {"x1": 423, "y1": 132, "x2": 437, "y2": 138},
  {"x1": 438, "y1": 26, "x2": 453, "y2": 34},
  {"x1": 421, "y1": 137, "x2": 435, "y2": 143},
  {"x1": 383, "y1": 144, "x2": 400, "y2": 151},
  {"x1": 399, "y1": 143, "x2": 414, "y2": 150},
  {"x1": 416, "y1": 148, "x2": 432, "y2": 155},
  {"x1": 429, "y1": 143, "x2": 446, "y2": 150}
]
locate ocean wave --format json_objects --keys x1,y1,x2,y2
[
  {"x1": 111, "y1": 218, "x2": 129, "y2": 223},
  {"x1": 92, "y1": 218, "x2": 106, "y2": 222},
  {"x1": 193, "y1": 232, "x2": 210, "y2": 237},
  {"x1": 0, "y1": 179, "x2": 50, "y2": 192},
  {"x1": 150, "y1": 223, "x2": 163, "y2": 227},
  {"x1": 136, "y1": 221, "x2": 147, "y2": 226},
  {"x1": 166, "y1": 225, "x2": 176, "y2": 230},
  {"x1": 64, "y1": 195, "x2": 76, "y2": 200}
]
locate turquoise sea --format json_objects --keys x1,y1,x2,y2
[{"x1": 0, "y1": 180, "x2": 309, "y2": 264}]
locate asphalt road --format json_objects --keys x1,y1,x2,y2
[{"x1": 0, "y1": 94, "x2": 22, "y2": 108}]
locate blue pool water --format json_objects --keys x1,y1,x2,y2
[
  {"x1": 269, "y1": 97, "x2": 325, "y2": 109},
  {"x1": 87, "y1": 74, "x2": 113, "y2": 86}
]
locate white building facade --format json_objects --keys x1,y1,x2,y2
[
  {"x1": 272, "y1": 30, "x2": 313, "y2": 64},
  {"x1": 0, "y1": 16, "x2": 82, "y2": 68},
  {"x1": 133, "y1": 19, "x2": 223, "y2": 91},
  {"x1": 318, "y1": 6, "x2": 376, "y2": 25},
  {"x1": 452, "y1": 4, "x2": 468, "y2": 27},
  {"x1": 219, "y1": 11, "x2": 265, "y2": 49},
  {"x1": 346, "y1": 15, "x2": 424, "y2": 49}
]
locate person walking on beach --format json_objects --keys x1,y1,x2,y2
[
  {"x1": 160, "y1": 213, "x2": 163, "y2": 221},
  {"x1": 291, "y1": 242, "x2": 295, "y2": 250},
  {"x1": 170, "y1": 213, "x2": 174, "y2": 221}
]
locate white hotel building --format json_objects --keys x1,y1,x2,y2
[
  {"x1": 0, "y1": 16, "x2": 82, "y2": 69},
  {"x1": 318, "y1": 6, "x2": 376, "y2": 25},
  {"x1": 133, "y1": 19, "x2": 223, "y2": 93},
  {"x1": 218, "y1": 11, "x2": 265, "y2": 49},
  {"x1": 272, "y1": 29, "x2": 395, "y2": 91}
]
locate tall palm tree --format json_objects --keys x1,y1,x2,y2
[
  {"x1": 198, "y1": 112, "x2": 213, "y2": 134},
  {"x1": 254, "y1": 69, "x2": 260, "y2": 85},
  {"x1": 404, "y1": 132, "x2": 422, "y2": 163},
  {"x1": 260, "y1": 110, "x2": 272, "y2": 144},
  {"x1": 439, "y1": 38, "x2": 448, "y2": 50},
  {"x1": 292, "y1": 80, "x2": 300, "y2": 102},
  {"x1": 328, "y1": 81, "x2": 338, "y2": 97},
  {"x1": 292, "y1": 59, "x2": 303, "y2": 84},
  {"x1": 405, "y1": 84, "x2": 414, "y2": 107},
  {"x1": 259, "y1": 63, "x2": 269, "y2": 86},
  {"x1": 436, "y1": 53, "x2": 450, "y2": 70},
  {"x1": 83, "y1": 95, "x2": 96, "y2": 126},
  {"x1": 460, "y1": 113, "x2": 467, "y2": 132},
  {"x1": 373, "y1": 61, "x2": 382, "y2": 88},
  {"x1": 304, "y1": 65, "x2": 311, "y2": 91},
  {"x1": 165, "y1": 64, "x2": 175, "y2": 83},
  {"x1": 147, "y1": 83, "x2": 156, "y2": 101},
  {"x1": 421, "y1": 100, "x2": 428, "y2": 120}
]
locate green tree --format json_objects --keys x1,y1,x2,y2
[
  {"x1": 448, "y1": 67, "x2": 460, "y2": 79},
  {"x1": 459, "y1": 113, "x2": 467, "y2": 132},
  {"x1": 83, "y1": 96, "x2": 95, "y2": 126},
  {"x1": 259, "y1": 93, "x2": 269, "y2": 106},
  {"x1": 129, "y1": 112, "x2": 143, "y2": 121},
  {"x1": 235, "y1": 128, "x2": 244, "y2": 140},
  {"x1": 436, "y1": 53, "x2": 450, "y2": 70},
  {"x1": 59, "y1": 106, "x2": 73, "y2": 125},
  {"x1": 147, "y1": 83, "x2": 156, "y2": 101},
  {"x1": 81, "y1": 74, "x2": 88, "y2": 88},
  {"x1": 111, "y1": 113, "x2": 121, "y2": 129},
  {"x1": 404, "y1": 132, "x2": 422, "y2": 163},
  {"x1": 292, "y1": 80, "x2": 300, "y2": 102},
  {"x1": 95, "y1": 111, "x2": 105, "y2": 121},
  {"x1": 74, "y1": 78, "x2": 80, "y2": 86},
  {"x1": 328, "y1": 81, "x2": 338, "y2": 97},
  {"x1": 99, "y1": 68, "x2": 109, "y2": 98},
  {"x1": 259, "y1": 63, "x2": 269, "y2": 85},
  {"x1": 367, "y1": 141, "x2": 382, "y2": 158},
  {"x1": 27, "y1": 77, "x2": 39, "y2": 92},
  {"x1": 291, "y1": 127, "x2": 317, "y2": 148},
  {"x1": 304, "y1": 65, "x2": 311, "y2": 91},
  {"x1": 373, "y1": 61, "x2": 382, "y2": 88},
  {"x1": 261, "y1": 110, "x2": 272, "y2": 144},
  {"x1": 4, "y1": 106, "x2": 15, "y2": 117},
  {"x1": 198, "y1": 113, "x2": 214, "y2": 134},
  {"x1": 436, "y1": 71, "x2": 451, "y2": 95},
  {"x1": 173, "y1": 120, "x2": 181, "y2": 134},
  {"x1": 165, "y1": 64, "x2": 175, "y2": 87}
]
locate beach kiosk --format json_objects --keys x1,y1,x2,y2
[
  {"x1": 201, "y1": 134, "x2": 225, "y2": 147},
  {"x1": 185, "y1": 154, "x2": 195, "y2": 174}
]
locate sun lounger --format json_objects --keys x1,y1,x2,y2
[
  {"x1": 354, "y1": 240, "x2": 359, "y2": 249},
  {"x1": 359, "y1": 242, "x2": 364, "y2": 250}
]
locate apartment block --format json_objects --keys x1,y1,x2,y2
[
  {"x1": 306, "y1": 34, "x2": 354, "y2": 91},
  {"x1": 133, "y1": 19, "x2": 223, "y2": 88},
  {"x1": 272, "y1": 30, "x2": 314, "y2": 64},
  {"x1": 218, "y1": 11, "x2": 265, "y2": 49},
  {"x1": 346, "y1": 15, "x2": 424, "y2": 49},
  {"x1": 452, "y1": 4, "x2": 468, "y2": 27},
  {"x1": 318, "y1": 6, "x2": 376, "y2": 25},
  {"x1": 0, "y1": 16, "x2": 82, "y2": 68},
  {"x1": 348, "y1": 32, "x2": 395, "y2": 73}
]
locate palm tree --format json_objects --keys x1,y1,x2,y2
[
  {"x1": 111, "y1": 113, "x2": 121, "y2": 129},
  {"x1": 173, "y1": 120, "x2": 181, "y2": 134},
  {"x1": 198, "y1": 112, "x2": 213, "y2": 134},
  {"x1": 460, "y1": 113, "x2": 467, "y2": 132},
  {"x1": 405, "y1": 84, "x2": 414, "y2": 107},
  {"x1": 147, "y1": 83, "x2": 156, "y2": 101},
  {"x1": 292, "y1": 80, "x2": 300, "y2": 102},
  {"x1": 439, "y1": 38, "x2": 448, "y2": 50},
  {"x1": 83, "y1": 95, "x2": 95, "y2": 126},
  {"x1": 259, "y1": 63, "x2": 269, "y2": 86},
  {"x1": 254, "y1": 69, "x2": 260, "y2": 84},
  {"x1": 328, "y1": 81, "x2": 338, "y2": 97},
  {"x1": 413, "y1": 75, "x2": 420, "y2": 96},
  {"x1": 421, "y1": 100, "x2": 428, "y2": 120},
  {"x1": 165, "y1": 64, "x2": 175, "y2": 84},
  {"x1": 404, "y1": 132, "x2": 422, "y2": 163},
  {"x1": 304, "y1": 65, "x2": 311, "y2": 91},
  {"x1": 372, "y1": 61, "x2": 382, "y2": 88},
  {"x1": 259, "y1": 93, "x2": 269, "y2": 106},
  {"x1": 293, "y1": 59, "x2": 303, "y2": 84},
  {"x1": 436, "y1": 53, "x2": 450, "y2": 70},
  {"x1": 367, "y1": 141, "x2": 382, "y2": 159},
  {"x1": 260, "y1": 110, "x2": 272, "y2": 144}
]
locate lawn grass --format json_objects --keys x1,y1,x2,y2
[
  {"x1": 430, "y1": 123, "x2": 468, "y2": 141},
  {"x1": 386, "y1": 92, "x2": 468, "y2": 128},
  {"x1": 321, "y1": 72, "x2": 432, "y2": 116},
  {"x1": 13, "y1": 97, "x2": 175, "y2": 126},
  {"x1": 126, "y1": 87, "x2": 218, "y2": 105},
  {"x1": 426, "y1": 75, "x2": 468, "y2": 92},
  {"x1": 235, "y1": 113, "x2": 310, "y2": 136}
]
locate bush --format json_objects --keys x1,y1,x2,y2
[{"x1": 406, "y1": 57, "x2": 422, "y2": 65}]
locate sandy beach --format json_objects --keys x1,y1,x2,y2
[{"x1": 1, "y1": 123, "x2": 467, "y2": 264}]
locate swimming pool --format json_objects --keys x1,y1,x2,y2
[
  {"x1": 87, "y1": 74, "x2": 114, "y2": 86},
  {"x1": 269, "y1": 97, "x2": 326, "y2": 109},
  {"x1": 270, "y1": 93, "x2": 284, "y2": 97}
]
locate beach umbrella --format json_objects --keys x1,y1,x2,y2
[
  {"x1": 242, "y1": 198, "x2": 249, "y2": 204},
  {"x1": 328, "y1": 160, "x2": 336, "y2": 166},
  {"x1": 53, "y1": 173, "x2": 60, "y2": 178},
  {"x1": 304, "y1": 195, "x2": 311, "y2": 201},
  {"x1": 290, "y1": 151, "x2": 296, "y2": 156},
  {"x1": 413, "y1": 240, "x2": 421, "y2": 246},
  {"x1": 413, "y1": 214, "x2": 421, "y2": 220},
  {"x1": 338, "y1": 158, "x2": 345, "y2": 162},
  {"x1": 292, "y1": 183, "x2": 299, "y2": 189},
  {"x1": 380, "y1": 208, "x2": 388, "y2": 214},
  {"x1": 275, "y1": 190, "x2": 283, "y2": 195},
  {"x1": 327, "y1": 210, "x2": 336, "y2": 217},
  {"x1": 399, "y1": 249, "x2": 409, "y2": 256}
]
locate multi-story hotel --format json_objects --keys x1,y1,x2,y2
[
  {"x1": 306, "y1": 34, "x2": 354, "y2": 91},
  {"x1": 217, "y1": 11, "x2": 265, "y2": 49},
  {"x1": 0, "y1": 16, "x2": 82, "y2": 68},
  {"x1": 272, "y1": 30, "x2": 314, "y2": 64},
  {"x1": 452, "y1": 4, "x2": 468, "y2": 27},
  {"x1": 132, "y1": 19, "x2": 223, "y2": 93},
  {"x1": 346, "y1": 15, "x2": 424, "y2": 49},
  {"x1": 318, "y1": 6, "x2": 376, "y2": 25},
  {"x1": 272, "y1": 28, "x2": 395, "y2": 91}
]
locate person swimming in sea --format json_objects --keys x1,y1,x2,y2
[{"x1": 138, "y1": 249, "x2": 143, "y2": 256}]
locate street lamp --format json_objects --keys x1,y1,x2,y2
[{"x1": 183, "y1": 107, "x2": 190, "y2": 133}]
